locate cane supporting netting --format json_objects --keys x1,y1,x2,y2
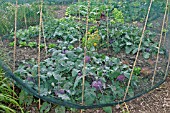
[{"x1": 0, "y1": 0, "x2": 170, "y2": 109}]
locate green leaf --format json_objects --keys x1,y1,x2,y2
[
  {"x1": 126, "y1": 42, "x2": 132, "y2": 46},
  {"x1": 110, "y1": 71, "x2": 120, "y2": 79},
  {"x1": 0, "y1": 93, "x2": 23, "y2": 113},
  {"x1": 128, "y1": 88, "x2": 134, "y2": 97},
  {"x1": 53, "y1": 73, "x2": 62, "y2": 81},
  {"x1": 70, "y1": 38, "x2": 78, "y2": 44},
  {"x1": 125, "y1": 46, "x2": 132, "y2": 54},
  {"x1": 0, "y1": 105, "x2": 16, "y2": 113},
  {"x1": 40, "y1": 88, "x2": 48, "y2": 96},
  {"x1": 55, "y1": 106, "x2": 65, "y2": 113},
  {"x1": 143, "y1": 52, "x2": 150, "y2": 59},
  {"x1": 47, "y1": 71, "x2": 53, "y2": 77},
  {"x1": 19, "y1": 90, "x2": 33, "y2": 106},
  {"x1": 125, "y1": 34, "x2": 130, "y2": 40},
  {"x1": 40, "y1": 102, "x2": 51, "y2": 113},
  {"x1": 58, "y1": 94, "x2": 70, "y2": 100},
  {"x1": 75, "y1": 47, "x2": 83, "y2": 53},
  {"x1": 84, "y1": 88, "x2": 96, "y2": 105},
  {"x1": 103, "y1": 107, "x2": 112, "y2": 113},
  {"x1": 143, "y1": 41, "x2": 149, "y2": 46},
  {"x1": 73, "y1": 76, "x2": 82, "y2": 90},
  {"x1": 124, "y1": 72, "x2": 130, "y2": 79},
  {"x1": 132, "y1": 48, "x2": 138, "y2": 54},
  {"x1": 63, "y1": 82, "x2": 73, "y2": 89},
  {"x1": 105, "y1": 56, "x2": 110, "y2": 62},
  {"x1": 66, "y1": 51, "x2": 76, "y2": 59},
  {"x1": 72, "y1": 69, "x2": 79, "y2": 77},
  {"x1": 100, "y1": 95, "x2": 112, "y2": 104},
  {"x1": 68, "y1": 45, "x2": 74, "y2": 50}
]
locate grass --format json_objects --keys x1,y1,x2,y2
[{"x1": 0, "y1": 68, "x2": 24, "y2": 113}]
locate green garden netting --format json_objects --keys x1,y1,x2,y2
[
  {"x1": 0, "y1": 0, "x2": 77, "y2": 4},
  {"x1": 0, "y1": 59, "x2": 166, "y2": 109},
  {"x1": 0, "y1": 0, "x2": 169, "y2": 109}
]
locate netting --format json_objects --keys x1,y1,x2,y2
[
  {"x1": 0, "y1": 0, "x2": 77, "y2": 4},
  {"x1": 0, "y1": 0, "x2": 170, "y2": 109}
]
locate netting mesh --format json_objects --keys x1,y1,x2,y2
[{"x1": 0, "y1": 0, "x2": 169, "y2": 109}]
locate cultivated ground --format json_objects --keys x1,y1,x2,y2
[{"x1": 1, "y1": 4, "x2": 170, "y2": 113}]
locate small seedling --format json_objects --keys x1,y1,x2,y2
[
  {"x1": 48, "y1": 43, "x2": 56, "y2": 49},
  {"x1": 28, "y1": 42, "x2": 37, "y2": 48},
  {"x1": 40, "y1": 44, "x2": 45, "y2": 49},
  {"x1": 133, "y1": 67, "x2": 141, "y2": 76},
  {"x1": 9, "y1": 42, "x2": 14, "y2": 47},
  {"x1": 19, "y1": 41, "x2": 27, "y2": 47}
]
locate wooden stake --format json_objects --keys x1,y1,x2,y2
[
  {"x1": 42, "y1": 19, "x2": 48, "y2": 57},
  {"x1": 38, "y1": 0, "x2": 43, "y2": 109},
  {"x1": 81, "y1": 0, "x2": 90, "y2": 112},
  {"x1": 13, "y1": 0, "x2": 18, "y2": 96}
]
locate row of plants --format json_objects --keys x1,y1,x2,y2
[
  {"x1": 43, "y1": 17, "x2": 85, "y2": 40},
  {"x1": 65, "y1": 0, "x2": 165, "y2": 23},
  {"x1": 8, "y1": 15, "x2": 166, "y2": 59},
  {"x1": 82, "y1": 22, "x2": 164, "y2": 59},
  {"x1": 9, "y1": 41, "x2": 57, "y2": 49},
  {"x1": 8, "y1": 17, "x2": 85, "y2": 41},
  {"x1": 100, "y1": 23, "x2": 166, "y2": 59}
]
